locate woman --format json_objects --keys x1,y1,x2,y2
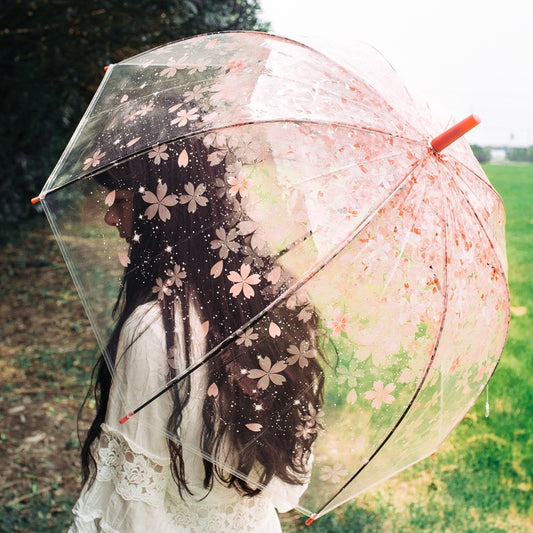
[{"x1": 70, "y1": 134, "x2": 325, "y2": 532}]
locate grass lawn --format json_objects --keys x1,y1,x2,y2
[
  {"x1": 283, "y1": 163, "x2": 533, "y2": 532},
  {"x1": 1, "y1": 164, "x2": 531, "y2": 532}
]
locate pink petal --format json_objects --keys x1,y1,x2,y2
[
  {"x1": 269, "y1": 374, "x2": 286, "y2": 386},
  {"x1": 270, "y1": 361, "x2": 288, "y2": 374},
  {"x1": 248, "y1": 369, "x2": 266, "y2": 379},
  {"x1": 144, "y1": 204, "x2": 159, "y2": 219},
  {"x1": 257, "y1": 376, "x2": 270, "y2": 390},
  {"x1": 239, "y1": 263, "x2": 251, "y2": 279},
  {"x1": 118, "y1": 252, "x2": 130, "y2": 267},
  {"x1": 247, "y1": 274, "x2": 261, "y2": 286},
  {"x1": 210, "y1": 260, "x2": 224, "y2": 278},
  {"x1": 156, "y1": 182, "x2": 168, "y2": 199},
  {"x1": 266, "y1": 266, "x2": 282, "y2": 284},
  {"x1": 200, "y1": 321, "x2": 209, "y2": 337},
  {"x1": 347, "y1": 389, "x2": 357, "y2": 404},
  {"x1": 207, "y1": 383, "x2": 219, "y2": 398},
  {"x1": 126, "y1": 137, "x2": 141, "y2": 147},
  {"x1": 242, "y1": 283, "x2": 255, "y2": 299},
  {"x1": 245, "y1": 423, "x2": 263, "y2": 432},
  {"x1": 120, "y1": 94, "x2": 129, "y2": 103},
  {"x1": 229, "y1": 284, "x2": 243, "y2": 297},
  {"x1": 160, "y1": 193, "x2": 179, "y2": 206},
  {"x1": 178, "y1": 149, "x2": 189, "y2": 168},
  {"x1": 142, "y1": 191, "x2": 158, "y2": 204},
  {"x1": 269, "y1": 322, "x2": 281, "y2": 338},
  {"x1": 227, "y1": 270, "x2": 243, "y2": 283},
  {"x1": 158, "y1": 205, "x2": 171, "y2": 222},
  {"x1": 105, "y1": 190, "x2": 116, "y2": 206}
]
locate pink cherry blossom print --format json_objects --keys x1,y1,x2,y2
[
  {"x1": 152, "y1": 278, "x2": 172, "y2": 300},
  {"x1": 295, "y1": 422, "x2": 317, "y2": 440},
  {"x1": 148, "y1": 144, "x2": 169, "y2": 165},
  {"x1": 327, "y1": 310, "x2": 351, "y2": 336},
  {"x1": 183, "y1": 85, "x2": 203, "y2": 103},
  {"x1": 178, "y1": 149, "x2": 189, "y2": 168},
  {"x1": 236, "y1": 327, "x2": 259, "y2": 347},
  {"x1": 286, "y1": 341, "x2": 317, "y2": 368},
  {"x1": 165, "y1": 264, "x2": 186, "y2": 288},
  {"x1": 245, "y1": 423, "x2": 263, "y2": 432},
  {"x1": 247, "y1": 357, "x2": 288, "y2": 390},
  {"x1": 83, "y1": 150, "x2": 105, "y2": 170},
  {"x1": 227, "y1": 170, "x2": 250, "y2": 198},
  {"x1": 210, "y1": 227, "x2": 240, "y2": 259},
  {"x1": 159, "y1": 56, "x2": 188, "y2": 78},
  {"x1": 268, "y1": 322, "x2": 281, "y2": 338},
  {"x1": 320, "y1": 463, "x2": 349, "y2": 483},
  {"x1": 105, "y1": 190, "x2": 116, "y2": 207},
  {"x1": 171, "y1": 107, "x2": 199, "y2": 127},
  {"x1": 137, "y1": 103, "x2": 154, "y2": 117},
  {"x1": 142, "y1": 182, "x2": 179, "y2": 221},
  {"x1": 207, "y1": 383, "x2": 219, "y2": 398},
  {"x1": 179, "y1": 182, "x2": 208, "y2": 213},
  {"x1": 228, "y1": 264, "x2": 260, "y2": 299},
  {"x1": 364, "y1": 381, "x2": 396, "y2": 409}
]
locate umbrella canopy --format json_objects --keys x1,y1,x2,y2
[{"x1": 34, "y1": 31, "x2": 509, "y2": 521}]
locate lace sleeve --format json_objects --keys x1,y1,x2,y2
[{"x1": 96, "y1": 425, "x2": 170, "y2": 506}]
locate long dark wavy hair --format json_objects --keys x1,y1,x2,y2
[{"x1": 80, "y1": 133, "x2": 325, "y2": 497}]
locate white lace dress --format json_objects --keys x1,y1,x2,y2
[{"x1": 69, "y1": 302, "x2": 307, "y2": 532}]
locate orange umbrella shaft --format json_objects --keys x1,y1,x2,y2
[{"x1": 430, "y1": 114, "x2": 481, "y2": 152}]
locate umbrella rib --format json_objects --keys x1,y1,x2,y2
[
  {"x1": 41, "y1": 119, "x2": 423, "y2": 198},
  {"x1": 119, "y1": 155, "x2": 429, "y2": 422},
  {"x1": 308, "y1": 184, "x2": 450, "y2": 520}
]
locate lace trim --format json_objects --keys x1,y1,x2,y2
[{"x1": 96, "y1": 426, "x2": 169, "y2": 507}]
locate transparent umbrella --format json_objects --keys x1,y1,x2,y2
[{"x1": 33, "y1": 32, "x2": 509, "y2": 523}]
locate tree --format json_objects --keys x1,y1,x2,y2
[
  {"x1": 0, "y1": 0, "x2": 269, "y2": 227},
  {"x1": 470, "y1": 145, "x2": 491, "y2": 164}
]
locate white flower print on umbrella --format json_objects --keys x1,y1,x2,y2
[
  {"x1": 364, "y1": 381, "x2": 396, "y2": 409},
  {"x1": 210, "y1": 227, "x2": 241, "y2": 259},
  {"x1": 286, "y1": 340, "x2": 317, "y2": 368},
  {"x1": 227, "y1": 263, "x2": 260, "y2": 299},
  {"x1": 179, "y1": 182, "x2": 208, "y2": 213},
  {"x1": 83, "y1": 150, "x2": 106, "y2": 170},
  {"x1": 247, "y1": 356, "x2": 288, "y2": 390},
  {"x1": 142, "y1": 182, "x2": 179, "y2": 221},
  {"x1": 148, "y1": 144, "x2": 169, "y2": 165}
]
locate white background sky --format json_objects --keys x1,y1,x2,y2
[{"x1": 259, "y1": 0, "x2": 533, "y2": 147}]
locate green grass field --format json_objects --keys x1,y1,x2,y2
[
  {"x1": 283, "y1": 163, "x2": 533, "y2": 532},
  {"x1": 2, "y1": 164, "x2": 531, "y2": 532}
]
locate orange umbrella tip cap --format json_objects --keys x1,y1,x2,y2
[
  {"x1": 31, "y1": 194, "x2": 45, "y2": 204},
  {"x1": 430, "y1": 114, "x2": 481, "y2": 153},
  {"x1": 120, "y1": 411, "x2": 134, "y2": 424},
  {"x1": 305, "y1": 514, "x2": 318, "y2": 526}
]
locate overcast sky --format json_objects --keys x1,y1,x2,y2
[{"x1": 259, "y1": 0, "x2": 533, "y2": 147}]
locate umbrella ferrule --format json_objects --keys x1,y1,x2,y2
[{"x1": 430, "y1": 114, "x2": 481, "y2": 152}]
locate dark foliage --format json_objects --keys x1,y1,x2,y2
[{"x1": 0, "y1": 0, "x2": 268, "y2": 227}]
